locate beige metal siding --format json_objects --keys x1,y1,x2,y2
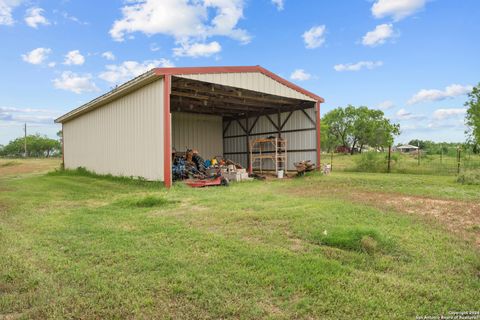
[
  {"x1": 172, "y1": 112, "x2": 223, "y2": 159},
  {"x1": 177, "y1": 72, "x2": 316, "y2": 102},
  {"x1": 223, "y1": 108, "x2": 317, "y2": 170},
  {"x1": 63, "y1": 79, "x2": 164, "y2": 181}
]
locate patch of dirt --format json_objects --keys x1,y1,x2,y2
[
  {"x1": 0, "y1": 159, "x2": 60, "y2": 178},
  {"x1": 283, "y1": 230, "x2": 307, "y2": 252},
  {"x1": 118, "y1": 223, "x2": 138, "y2": 232},
  {"x1": 287, "y1": 187, "x2": 480, "y2": 247},
  {"x1": 0, "y1": 312, "x2": 25, "y2": 320},
  {"x1": 288, "y1": 237, "x2": 307, "y2": 252},
  {"x1": 259, "y1": 301, "x2": 284, "y2": 318}
]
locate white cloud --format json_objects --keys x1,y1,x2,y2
[
  {"x1": 109, "y1": 0, "x2": 250, "y2": 45},
  {"x1": 302, "y1": 25, "x2": 326, "y2": 49},
  {"x1": 0, "y1": 0, "x2": 22, "y2": 26},
  {"x1": 21, "y1": 47, "x2": 51, "y2": 65},
  {"x1": 24, "y1": 7, "x2": 49, "y2": 28},
  {"x1": 0, "y1": 106, "x2": 59, "y2": 124},
  {"x1": 432, "y1": 108, "x2": 467, "y2": 120},
  {"x1": 173, "y1": 41, "x2": 221, "y2": 57},
  {"x1": 48, "y1": 62, "x2": 56, "y2": 68},
  {"x1": 426, "y1": 119, "x2": 465, "y2": 129},
  {"x1": 99, "y1": 59, "x2": 174, "y2": 84},
  {"x1": 290, "y1": 69, "x2": 311, "y2": 81},
  {"x1": 395, "y1": 108, "x2": 424, "y2": 120},
  {"x1": 408, "y1": 84, "x2": 473, "y2": 105},
  {"x1": 362, "y1": 24, "x2": 394, "y2": 47},
  {"x1": 52, "y1": 71, "x2": 98, "y2": 94},
  {"x1": 377, "y1": 100, "x2": 395, "y2": 110},
  {"x1": 101, "y1": 51, "x2": 115, "y2": 61},
  {"x1": 334, "y1": 61, "x2": 383, "y2": 72},
  {"x1": 59, "y1": 11, "x2": 88, "y2": 25},
  {"x1": 271, "y1": 0, "x2": 284, "y2": 11},
  {"x1": 150, "y1": 43, "x2": 160, "y2": 52},
  {"x1": 63, "y1": 50, "x2": 85, "y2": 65},
  {"x1": 372, "y1": 0, "x2": 427, "y2": 21},
  {"x1": 0, "y1": 106, "x2": 50, "y2": 113}
]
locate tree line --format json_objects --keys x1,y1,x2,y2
[
  {"x1": 321, "y1": 83, "x2": 480, "y2": 154},
  {"x1": 0, "y1": 132, "x2": 61, "y2": 158}
]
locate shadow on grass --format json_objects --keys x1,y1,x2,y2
[
  {"x1": 47, "y1": 167, "x2": 165, "y2": 189},
  {"x1": 310, "y1": 227, "x2": 398, "y2": 256},
  {"x1": 114, "y1": 195, "x2": 179, "y2": 208}
]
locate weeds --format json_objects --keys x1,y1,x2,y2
[
  {"x1": 0, "y1": 161, "x2": 19, "y2": 167},
  {"x1": 115, "y1": 195, "x2": 177, "y2": 208},
  {"x1": 314, "y1": 227, "x2": 396, "y2": 255},
  {"x1": 457, "y1": 169, "x2": 480, "y2": 185}
]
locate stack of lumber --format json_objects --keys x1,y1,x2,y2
[{"x1": 294, "y1": 160, "x2": 315, "y2": 176}]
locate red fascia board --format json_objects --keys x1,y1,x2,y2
[
  {"x1": 154, "y1": 65, "x2": 325, "y2": 103},
  {"x1": 163, "y1": 75, "x2": 172, "y2": 188}
]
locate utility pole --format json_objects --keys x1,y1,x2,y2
[{"x1": 24, "y1": 123, "x2": 27, "y2": 157}]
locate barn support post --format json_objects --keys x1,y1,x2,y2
[
  {"x1": 245, "y1": 113, "x2": 250, "y2": 172},
  {"x1": 61, "y1": 123, "x2": 64, "y2": 169},
  {"x1": 277, "y1": 111, "x2": 281, "y2": 138},
  {"x1": 163, "y1": 74, "x2": 172, "y2": 188},
  {"x1": 315, "y1": 101, "x2": 321, "y2": 170}
]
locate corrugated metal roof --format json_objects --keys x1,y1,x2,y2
[{"x1": 55, "y1": 66, "x2": 324, "y2": 124}]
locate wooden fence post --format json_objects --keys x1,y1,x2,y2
[
  {"x1": 330, "y1": 150, "x2": 334, "y2": 172},
  {"x1": 457, "y1": 148, "x2": 461, "y2": 174}
]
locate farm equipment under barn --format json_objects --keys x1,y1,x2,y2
[{"x1": 172, "y1": 148, "x2": 250, "y2": 187}]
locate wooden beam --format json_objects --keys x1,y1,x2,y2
[
  {"x1": 277, "y1": 111, "x2": 281, "y2": 138},
  {"x1": 171, "y1": 91, "x2": 209, "y2": 100},
  {"x1": 171, "y1": 97, "x2": 267, "y2": 112},
  {"x1": 172, "y1": 91, "x2": 287, "y2": 108},
  {"x1": 245, "y1": 113, "x2": 250, "y2": 170},
  {"x1": 224, "y1": 127, "x2": 316, "y2": 139},
  {"x1": 301, "y1": 108, "x2": 316, "y2": 127},
  {"x1": 280, "y1": 111, "x2": 294, "y2": 130},
  {"x1": 265, "y1": 114, "x2": 279, "y2": 130},
  {"x1": 223, "y1": 120, "x2": 232, "y2": 136},
  {"x1": 171, "y1": 104, "x2": 238, "y2": 117},
  {"x1": 236, "y1": 119, "x2": 248, "y2": 134},
  {"x1": 248, "y1": 116, "x2": 260, "y2": 135},
  {"x1": 173, "y1": 79, "x2": 304, "y2": 105}
]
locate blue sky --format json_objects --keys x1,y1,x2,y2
[{"x1": 1, "y1": 0, "x2": 479, "y2": 145}]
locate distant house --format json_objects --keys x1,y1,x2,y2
[
  {"x1": 395, "y1": 145, "x2": 419, "y2": 153},
  {"x1": 335, "y1": 145, "x2": 350, "y2": 154}
]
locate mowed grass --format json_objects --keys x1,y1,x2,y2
[
  {"x1": 0, "y1": 164, "x2": 479, "y2": 319},
  {"x1": 327, "y1": 152, "x2": 480, "y2": 176}
]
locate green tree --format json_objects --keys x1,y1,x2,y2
[
  {"x1": 322, "y1": 105, "x2": 399, "y2": 154},
  {"x1": 320, "y1": 123, "x2": 340, "y2": 152},
  {"x1": 465, "y1": 83, "x2": 480, "y2": 152},
  {"x1": 0, "y1": 134, "x2": 61, "y2": 158}
]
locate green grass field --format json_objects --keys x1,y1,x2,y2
[
  {"x1": 1, "y1": 159, "x2": 479, "y2": 319},
  {"x1": 326, "y1": 152, "x2": 480, "y2": 176}
]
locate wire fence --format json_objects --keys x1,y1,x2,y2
[{"x1": 325, "y1": 150, "x2": 480, "y2": 176}]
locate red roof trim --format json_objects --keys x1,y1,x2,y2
[{"x1": 154, "y1": 65, "x2": 324, "y2": 103}]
